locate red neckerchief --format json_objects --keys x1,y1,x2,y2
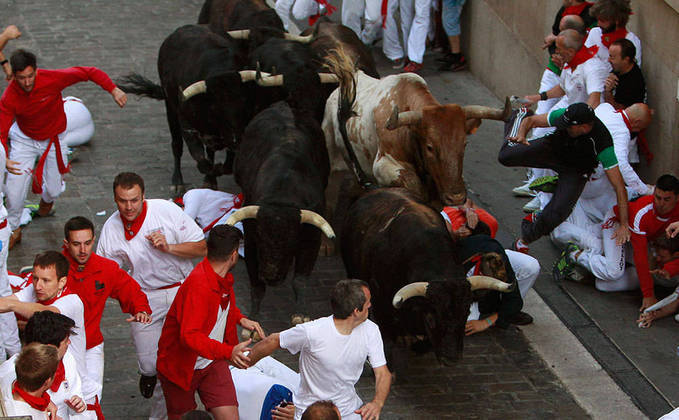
[
  {"x1": 12, "y1": 381, "x2": 51, "y2": 411},
  {"x1": 121, "y1": 201, "x2": 148, "y2": 241},
  {"x1": 563, "y1": 2, "x2": 593, "y2": 16},
  {"x1": 602, "y1": 27, "x2": 628, "y2": 49},
  {"x1": 308, "y1": 0, "x2": 337, "y2": 26},
  {"x1": 464, "y1": 254, "x2": 483, "y2": 276},
  {"x1": 203, "y1": 260, "x2": 234, "y2": 310},
  {"x1": 49, "y1": 361, "x2": 66, "y2": 392},
  {"x1": 61, "y1": 245, "x2": 99, "y2": 275},
  {"x1": 565, "y1": 44, "x2": 599, "y2": 71},
  {"x1": 40, "y1": 286, "x2": 72, "y2": 306},
  {"x1": 616, "y1": 109, "x2": 633, "y2": 132}
]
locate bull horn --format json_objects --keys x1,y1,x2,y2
[
  {"x1": 239, "y1": 70, "x2": 272, "y2": 82},
  {"x1": 299, "y1": 210, "x2": 335, "y2": 238},
  {"x1": 462, "y1": 97, "x2": 511, "y2": 121},
  {"x1": 226, "y1": 29, "x2": 250, "y2": 39},
  {"x1": 319, "y1": 73, "x2": 340, "y2": 83},
  {"x1": 467, "y1": 275, "x2": 514, "y2": 292},
  {"x1": 283, "y1": 33, "x2": 313, "y2": 43},
  {"x1": 256, "y1": 74, "x2": 284, "y2": 87},
  {"x1": 392, "y1": 282, "x2": 428, "y2": 309},
  {"x1": 225, "y1": 205, "x2": 260, "y2": 225},
  {"x1": 182, "y1": 81, "x2": 207, "y2": 101},
  {"x1": 385, "y1": 105, "x2": 422, "y2": 130}
]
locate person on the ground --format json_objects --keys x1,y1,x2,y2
[
  {"x1": 604, "y1": 39, "x2": 645, "y2": 109},
  {"x1": 585, "y1": 0, "x2": 641, "y2": 67},
  {"x1": 0, "y1": 251, "x2": 101, "y2": 409},
  {"x1": 558, "y1": 175, "x2": 679, "y2": 312},
  {"x1": 62, "y1": 215, "x2": 152, "y2": 401},
  {"x1": 0, "y1": 49, "x2": 127, "y2": 249},
  {"x1": 247, "y1": 279, "x2": 391, "y2": 420},
  {"x1": 0, "y1": 25, "x2": 21, "y2": 80},
  {"x1": 96, "y1": 172, "x2": 206, "y2": 419},
  {"x1": 501, "y1": 102, "x2": 630, "y2": 254},
  {"x1": 156, "y1": 225, "x2": 264, "y2": 420},
  {"x1": 436, "y1": 0, "x2": 467, "y2": 71},
  {"x1": 301, "y1": 400, "x2": 341, "y2": 420},
  {"x1": 648, "y1": 236, "x2": 679, "y2": 288},
  {"x1": 0, "y1": 311, "x2": 89, "y2": 419},
  {"x1": 0, "y1": 342, "x2": 60, "y2": 418}
]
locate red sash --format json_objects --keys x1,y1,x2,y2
[
  {"x1": 602, "y1": 27, "x2": 628, "y2": 49},
  {"x1": 565, "y1": 45, "x2": 599, "y2": 71},
  {"x1": 31, "y1": 134, "x2": 70, "y2": 194},
  {"x1": 121, "y1": 201, "x2": 148, "y2": 240},
  {"x1": 87, "y1": 395, "x2": 106, "y2": 420},
  {"x1": 49, "y1": 361, "x2": 66, "y2": 392},
  {"x1": 12, "y1": 381, "x2": 51, "y2": 411}
]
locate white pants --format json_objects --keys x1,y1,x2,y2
[
  {"x1": 62, "y1": 97, "x2": 95, "y2": 147},
  {"x1": 535, "y1": 69, "x2": 561, "y2": 116},
  {"x1": 85, "y1": 343, "x2": 105, "y2": 401},
  {"x1": 291, "y1": 0, "x2": 320, "y2": 21},
  {"x1": 275, "y1": 0, "x2": 296, "y2": 31},
  {"x1": 342, "y1": 0, "x2": 383, "y2": 45},
  {"x1": 132, "y1": 286, "x2": 179, "y2": 420},
  {"x1": 400, "y1": 0, "x2": 432, "y2": 63},
  {"x1": 551, "y1": 201, "x2": 604, "y2": 255},
  {"x1": 382, "y1": 0, "x2": 404, "y2": 60},
  {"x1": 0, "y1": 221, "x2": 20, "y2": 361}
]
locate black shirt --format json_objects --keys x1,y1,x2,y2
[{"x1": 613, "y1": 63, "x2": 646, "y2": 107}]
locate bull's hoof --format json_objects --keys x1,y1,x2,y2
[
  {"x1": 318, "y1": 236, "x2": 336, "y2": 257},
  {"x1": 290, "y1": 314, "x2": 311, "y2": 325},
  {"x1": 169, "y1": 184, "x2": 186, "y2": 197}
]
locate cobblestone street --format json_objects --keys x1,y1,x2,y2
[{"x1": 4, "y1": 0, "x2": 589, "y2": 418}]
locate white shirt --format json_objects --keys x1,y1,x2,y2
[
  {"x1": 584, "y1": 27, "x2": 642, "y2": 70},
  {"x1": 280, "y1": 316, "x2": 387, "y2": 420},
  {"x1": 0, "y1": 351, "x2": 86, "y2": 420},
  {"x1": 560, "y1": 55, "x2": 609, "y2": 105},
  {"x1": 15, "y1": 285, "x2": 100, "y2": 401},
  {"x1": 97, "y1": 199, "x2": 204, "y2": 290},
  {"x1": 594, "y1": 103, "x2": 650, "y2": 198},
  {"x1": 194, "y1": 302, "x2": 229, "y2": 370}
]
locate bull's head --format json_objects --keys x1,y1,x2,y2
[
  {"x1": 226, "y1": 205, "x2": 334, "y2": 284},
  {"x1": 392, "y1": 276, "x2": 513, "y2": 365},
  {"x1": 386, "y1": 98, "x2": 510, "y2": 206}
]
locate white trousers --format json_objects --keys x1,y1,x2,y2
[
  {"x1": 400, "y1": 0, "x2": 431, "y2": 63},
  {"x1": 342, "y1": 0, "x2": 383, "y2": 45},
  {"x1": 132, "y1": 286, "x2": 178, "y2": 420},
  {"x1": 62, "y1": 97, "x2": 95, "y2": 147},
  {"x1": 0, "y1": 222, "x2": 20, "y2": 361},
  {"x1": 275, "y1": 0, "x2": 296, "y2": 31},
  {"x1": 535, "y1": 69, "x2": 561, "y2": 116},
  {"x1": 85, "y1": 343, "x2": 105, "y2": 401},
  {"x1": 382, "y1": 0, "x2": 404, "y2": 60},
  {"x1": 551, "y1": 201, "x2": 604, "y2": 255}
]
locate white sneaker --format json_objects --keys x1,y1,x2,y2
[
  {"x1": 512, "y1": 182, "x2": 536, "y2": 197},
  {"x1": 522, "y1": 196, "x2": 541, "y2": 213}
]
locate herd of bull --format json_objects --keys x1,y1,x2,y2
[{"x1": 120, "y1": 0, "x2": 516, "y2": 369}]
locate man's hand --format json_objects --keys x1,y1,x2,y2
[
  {"x1": 65, "y1": 395, "x2": 86, "y2": 413},
  {"x1": 2, "y1": 25, "x2": 21, "y2": 40},
  {"x1": 611, "y1": 224, "x2": 631, "y2": 245},
  {"x1": 542, "y1": 34, "x2": 557, "y2": 49},
  {"x1": 145, "y1": 231, "x2": 170, "y2": 253},
  {"x1": 111, "y1": 87, "x2": 127, "y2": 108},
  {"x1": 6, "y1": 159, "x2": 22, "y2": 175},
  {"x1": 355, "y1": 400, "x2": 383, "y2": 420},
  {"x1": 604, "y1": 73, "x2": 619, "y2": 93},
  {"x1": 637, "y1": 311, "x2": 657, "y2": 328},
  {"x1": 465, "y1": 319, "x2": 490, "y2": 336},
  {"x1": 240, "y1": 318, "x2": 266, "y2": 340},
  {"x1": 650, "y1": 268, "x2": 671, "y2": 280},
  {"x1": 667, "y1": 221, "x2": 679, "y2": 238},
  {"x1": 126, "y1": 311, "x2": 152, "y2": 324},
  {"x1": 465, "y1": 208, "x2": 479, "y2": 229},
  {"x1": 271, "y1": 402, "x2": 295, "y2": 420},
  {"x1": 640, "y1": 296, "x2": 658, "y2": 312},
  {"x1": 230, "y1": 338, "x2": 252, "y2": 369},
  {"x1": 47, "y1": 400, "x2": 62, "y2": 419}
]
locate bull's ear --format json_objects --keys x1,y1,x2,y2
[{"x1": 465, "y1": 118, "x2": 482, "y2": 134}]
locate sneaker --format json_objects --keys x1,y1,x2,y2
[
  {"x1": 37, "y1": 199, "x2": 54, "y2": 217},
  {"x1": 529, "y1": 175, "x2": 559, "y2": 193},
  {"x1": 139, "y1": 374, "x2": 157, "y2": 399},
  {"x1": 391, "y1": 57, "x2": 406, "y2": 70},
  {"x1": 436, "y1": 52, "x2": 455, "y2": 63},
  {"x1": 512, "y1": 182, "x2": 537, "y2": 197},
  {"x1": 402, "y1": 61, "x2": 423, "y2": 73},
  {"x1": 552, "y1": 242, "x2": 580, "y2": 282},
  {"x1": 506, "y1": 311, "x2": 534, "y2": 325},
  {"x1": 439, "y1": 55, "x2": 467, "y2": 72},
  {"x1": 522, "y1": 196, "x2": 541, "y2": 213},
  {"x1": 512, "y1": 238, "x2": 529, "y2": 254}
]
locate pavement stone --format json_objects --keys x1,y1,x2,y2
[{"x1": 3, "y1": 1, "x2": 590, "y2": 418}]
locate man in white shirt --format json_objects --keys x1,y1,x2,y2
[
  {"x1": 96, "y1": 172, "x2": 206, "y2": 420},
  {"x1": 248, "y1": 279, "x2": 391, "y2": 420},
  {"x1": 584, "y1": 0, "x2": 641, "y2": 68}
]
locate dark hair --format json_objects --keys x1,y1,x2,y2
[
  {"x1": 207, "y1": 225, "x2": 242, "y2": 261},
  {"x1": 181, "y1": 411, "x2": 213, "y2": 420},
  {"x1": 589, "y1": 0, "x2": 632, "y2": 27},
  {"x1": 113, "y1": 172, "x2": 145, "y2": 195},
  {"x1": 330, "y1": 279, "x2": 369, "y2": 319},
  {"x1": 301, "y1": 400, "x2": 340, "y2": 420},
  {"x1": 15, "y1": 343, "x2": 59, "y2": 392},
  {"x1": 654, "y1": 236, "x2": 679, "y2": 254},
  {"x1": 656, "y1": 174, "x2": 679, "y2": 195},
  {"x1": 33, "y1": 251, "x2": 70, "y2": 279},
  {"x1": 24, "y1": 311, "x2": 76, "y2": 347},
  {"x1": 10, "y1": 49, "x2": 37, "y2": 73},
  {"x1": 64, "y1": 216, "x2": 95, "y2": 239},
  {"x1": 611, "y1": 38, "x2": 636, "y2": 62}
]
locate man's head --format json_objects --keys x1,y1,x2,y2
[
  {"x1": 589, "y1": 0, "x2": 631, "y2": 32},
  {"x1": 553, "y1": 102, "x2": 596, "y2": 137},
  {"x1": 32, "y1": 251, "x2": 70, "y2": 302},
  {"x1": 330, "y1": 279, "x2": 371, "y2": 321},
  {"x1": 10, "y1": 49, "x2": 37, "y2": 93},
  {"x1": 301, "y1": 400, "x2": 341, "y2": 420},
  {"x1": 64, "y1": 216, "x2": 96, "y2": 265},
  {"x1": 113, "y1": 172, "x2": 145, "y2": 223},
  {"x1": 608, "y1": 39, "x2": 636, "y2": 73},
  {"x1": 24, "y1": 311, "x2": 75, "y2": 360},
  {"x1": 653, "y1": 175, "x2": 679, "y2": 216},
  {"x1": 654, "y1": 236, "x2": 679, "y2": 265},
  {"x1": 206, "y1": 225, "x2": 242, "y2": 267},
  {"x1": 15, "y1": 342, "x2": 59, "y2": 392},
  {"x1": 624, "y1": 103, "x2": 652, "y2": 132},
  {"x1": 559, "y1": 14, "x2": 586, "y2": 35},
  {"x1": 555, "y1": 29, "x2": 584, "y2": 63}
]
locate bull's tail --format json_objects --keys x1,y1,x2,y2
[
  {"x1": 116, "y1": 73, "x2": 165, "y2": 100},
  {"x1": 323, "y1": 47, "x2": 374, "y2": 189}
]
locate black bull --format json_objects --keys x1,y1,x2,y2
[{"x1": 227, "y1": 100, "x2": 333, "y2": 321}]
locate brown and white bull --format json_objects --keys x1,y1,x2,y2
[{"x1": 322, "y1": 49, "x2": 510, "y2": 209}]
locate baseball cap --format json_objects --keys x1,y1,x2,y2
[{"x1": 553, "y1": 103, "x2": 595, "y2": 129}]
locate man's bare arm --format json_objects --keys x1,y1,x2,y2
[
  {"x1": 355, "y1": 365, "x2": 391, "y2": 420},
  {"x1": 605, "y1": 166, "x2": 631, "y2": 244},
  {"x1": 0, "y1": 295, "x2": 60, "y2": 319},
  {"x1": 145, "y1": 232, "x2": 207, "y2": 258},
  {"x1": 507, "y1": 113, "x2": 549, "y2": 145},
  {"x1": 247, "y1": 333, "x2": 281, "y2": 366},
  {"x1": 587, "y1": 91, "x2": 601, "y2": 109}
]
